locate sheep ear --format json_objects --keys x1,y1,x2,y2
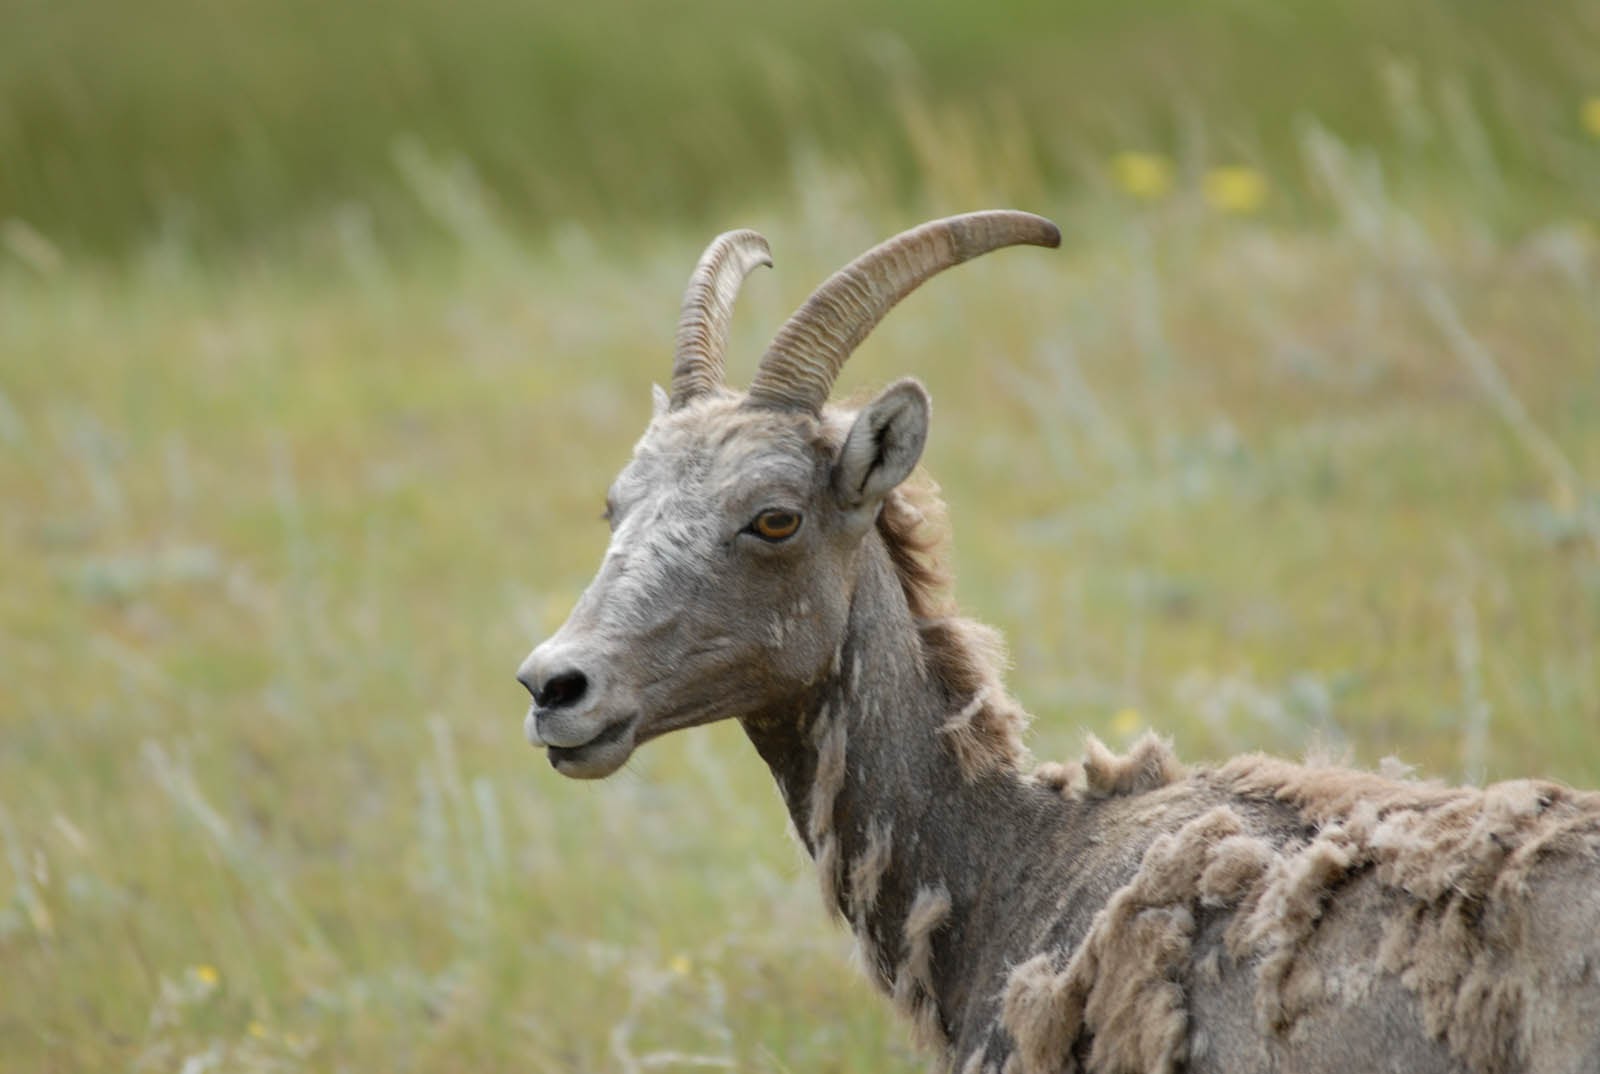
[
  {"x1": 834, "y1": 378, "x2": 930, "y2": 514},
  {"x1": 651, "y1": 383, "x2": 670, "y2": 418}
]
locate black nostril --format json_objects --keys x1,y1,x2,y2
[{"x1": 535, "y1": 669, "x2": 589, "y2": 711}]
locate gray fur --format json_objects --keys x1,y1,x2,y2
[{"x1": 518, "y1": 229, "x2": 1600, "y2": 1074}]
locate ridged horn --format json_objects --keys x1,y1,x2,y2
[
  {"x1": 744, "y1": 211, "x2": 1060, "y2": 413},
  {"x1": 670, "y1": 229, "x2": 773, "y2": 409}
]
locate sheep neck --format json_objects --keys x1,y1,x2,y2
[{"x1": 741, "y1": 533, "x2": 1050, "y2": 1049}]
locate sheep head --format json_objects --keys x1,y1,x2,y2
[{"x1": 517, "y1": 211, "x2": 1060, "y2": 778}]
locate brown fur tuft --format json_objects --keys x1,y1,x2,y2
[
  {"x1": 1228, "y1": 822, "x2": 1364, "y2": 1032},
  {"x1": 848, "y1": 815, "x2": 895, "y2": 924},
  {"x1": 1031, "y1": 760, "x2": 1081, "y2": 793},
  {"x1": 1000, "y1": 952, "x2": 1076, "y2": 1074},
  {"x1": 894, "y1": 883, "x2": 955, "y2": 1052},
  {"x1": 1081, "y1": 732, "x2": 1186, "y2": 797},
  {"x1": 1002, "y1": 808, "x2": 1247, "y2": 1074},
  {"x1": 877, "y1": 477, "x2": 1030, "y2": 777},
  {"x1": 807, "y1": 707, "x2": 848, "y2": 921}
]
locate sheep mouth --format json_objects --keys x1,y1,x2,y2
[{"x1": 546, "y1": 713, "x2": 638, "y2": 778}]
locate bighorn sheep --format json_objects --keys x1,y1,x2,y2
[{"x1": 516, "y1": 211, "x2": 1600, "y2": 1074}]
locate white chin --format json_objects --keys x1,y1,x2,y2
[
  {"x1": 548, "y1": 740, "x2": 631, "y2": 779},
  {"x1": 541, "y1": 711, "x2": 639, "y2": 778}
]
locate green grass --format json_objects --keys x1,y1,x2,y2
[
  {"x1": 4, "y1": 0, "x2": 1599, "y2": 257},
  {"x1": 3, "y1": 3, "x2": 1600, "y2": 1071}
]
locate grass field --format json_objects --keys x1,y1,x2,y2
[
  {"x1": 4, "y1": 3, "x2": 1600, "y2": 1072},
  {"x1": 6, "y1": 0, "x2": 1600, "y2": 257}
]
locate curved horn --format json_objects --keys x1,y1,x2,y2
[
  {"x1": 670, "y1": 229, "x2": 773, "y2": 409},
  {"x1": 744, "y1": 211, "x2": 1060, "y2": 413}
]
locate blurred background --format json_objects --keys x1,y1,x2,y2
[{"x1": 2, "y1": 1, "x2": 1598, "y2": 1070}]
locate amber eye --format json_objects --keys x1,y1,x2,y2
[{"x1": 749, "y1": 509, "x2": 802, "y2": 542}]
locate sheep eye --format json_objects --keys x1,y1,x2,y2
[{"x1": 748, "y1": 509, "x2": 802, "y2": 542}]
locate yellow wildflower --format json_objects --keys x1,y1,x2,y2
[
  {"x1": 1583, "y1": 98, "x2": 1600, "y2": 139},
  {"x1": 1203, "y1": 166, "x2": 1268, "y2": 214},
  {"x1": 192, "y1": 964, "x2": 220, "y2": 987},
  {"x1": 668, "y1": 953, "x2": 692, "y2": 976},
  {"x1": 247, "y1": 1021, "x2": 268, "y2": 1039},
  {"x1": 1110, "y1": 152, "x2": 1174, "y2": 201},
  {"x1": 1110, "y1": 707, "x2": 1142, "y2": 738}
]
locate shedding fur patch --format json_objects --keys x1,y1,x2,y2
[
  {"x1": 1000, "y1": 952, "x2": 1071, "y2": 1074},
  {"x1": 1197, "y1": 835, "x2": 1277, "y2": 907},
  {"x1": 807, "y1": 705, "x2": 848, "y2": 920},
  {"x1": 808, "y1": 705, "x2": 1600, "y2": 1074},
  {"x1": 1031, "y1": 760, "x2": 1077, "y2": 793},
  {"x1": 940, "y1": 687, "x2": 1006, "y2": 782},
  {"x1": 1002, "y1": 808, "x2": 1247, "y2": 1074},
  {"x1": 893, "y1": 883, "x2": 954, "y2": 1052},
  {"x1": 1081, "y1": 732, "x2": 1185, "y2": 798},
  {"x1": 959, "y1": 1052, "x2": 994, "y2": 1074},
  {"x1": 848, "y1": 816, "x2": 895, "y2": 924},
  {"x1": 845, "y1": 817, "x2": 898, "y2": 994},
  {"x1": 876, "y1": 478, "x2": 1031, "y2": 777},
  {"x1": 1227, "y1": 821, "x2": 1364, "y2": 1032},
  {"x1": 1209, "y1": 755, "x2": 1600, "y2": 1074}
]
